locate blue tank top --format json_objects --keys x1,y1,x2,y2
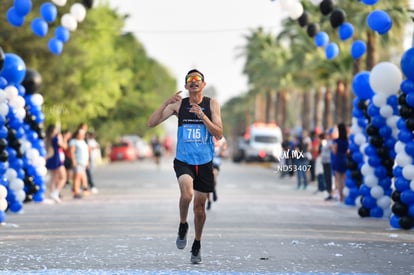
[{"x1": 176, "y1": 97, "x2": 214, "y2": 165}]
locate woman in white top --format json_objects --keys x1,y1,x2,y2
[{"x1": 69, "y1": 128, "x2": 89, "y2": 199}]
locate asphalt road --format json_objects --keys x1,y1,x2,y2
[{"x1": 0, "y1": 157, "x2": 413, "y2": 275}]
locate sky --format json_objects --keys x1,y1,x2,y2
[{"x1": 107, "y1": 0, "x2": 288, "y2": 104}]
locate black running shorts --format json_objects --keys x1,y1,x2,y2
[{"x1": 173, "y1": 158, "x2": 214, "y2": 193}]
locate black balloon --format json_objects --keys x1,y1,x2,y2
[
  {"x1": 398, "y1": 93, "x2": 407, "y2": 105},
  {"x1": 392, "y1": 190, "x2": 401, "y2": 202},
  {"x1": 330, "y1": 9, "x2": 346, "y2": 29},
  {"x1": 399, "y1": 216, "x2": 414, "y2": 230},
  {"x1": 406, "y1": 117, "x2": 414, "y2": 131},
  {"x1": 399, "y1": 105, "x2": 414, "y2": 118},
  {"x1": 320, "y1": 0, "x2": 334, "y2": 16},
  {"x1": 358, "y1": 207, "x2": 370, "y2": 217},
  {"x1": 82, "y1": 0, "x2": 93, "y2": 9},
  {"x1": 307, "y1": 23, "x2": 319, "y2": 37},
  {"x1": 366, "y1": 124, "x2": 379, "y2": 136},
  {"x1": 0, "y1": 150, "x2": 8, "y2": 162},
  {"x1": 0, "y1": 138, "x2": 7, "y2": 151},
  {"x1": 369, "y1": 135, "x2": 383, "y2": 147},
  {"x1": 298, "y1": 11, "x2": 309, "y2": 27},
  {"x1": 22, "y1": 69, "x2": 42, "y2": 94},
  {"x1": 0, "y1": 46, "x2": 4, "y2": 71},
  {"x1": 392, "y1": 201, "x2": 408, "y2": 217}
]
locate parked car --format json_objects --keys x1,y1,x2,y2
[
  {"x1": 109, "y1": 141, "x2": 137, "y2": 162},
  {"x1": 121, "y1": 135, "x2": 152, "y2": 159}
]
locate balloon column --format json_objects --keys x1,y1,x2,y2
[
  {"x1": 389, "y1": 48, "x2": 414, "y2": 230},
  {"x1": 0, "y1": 52, "x2": 47, "y2": 223}
]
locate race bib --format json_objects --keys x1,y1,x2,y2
[{"x1": 183, "y1": 124, "x2": 207, "y2": 143}]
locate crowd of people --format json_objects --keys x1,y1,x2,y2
[
  {"x1": 44, "y1": 122, "x2": 100, "y2": 203},
  {"x1": 281, "y1": 123, "x2": 350, "y2": 203}
]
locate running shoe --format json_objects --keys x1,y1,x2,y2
[
  {"x1": 176, "y1": 222, "x2": 188, "y2": 249},
  {"x1": 191, "y1": 246, "x2": 202, "y2": 264}
]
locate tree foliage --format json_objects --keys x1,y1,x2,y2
[{"x1": 0, "y1": 0, "x2": 176, "y2": 143}]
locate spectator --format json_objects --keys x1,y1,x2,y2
[
  {"x1": 331, "y1": 123, "x2": 349, "y2": 203},
  {"x1": 45, "y1": 124, "x2": 67, "y2": 203},
  {"x1": 69, "y1": 128, "x2": 89, "y2": 199}
]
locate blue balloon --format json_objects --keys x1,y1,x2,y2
[
  {"x1": 370, "y1": 207, "x2": 384, "y2": 218},
  {"x1": 8, "y1": 200, "x2": 23, "y2": 213},
  {"x1": 390, "y1": 214, "x2": 401, "y2": 229},
  {"x1": 40, "y1": 2, "x2": 57, "y2": 23},
  {"x1": 31, "y1": 18, "x2": 48, "y2": 37},
  {"x1": 367, "y1": 10, "x2": 392, "y2": 35},
  {"x1": 368, "y1": 156, "x2": 381, "y2": 167},
  {"x1": 362, "y1": 0, "x2": 379, "y2": 5},
  {"x1": 359, "y1": 184, "x2": 372, "y2": 196},
  {"x1": 0, "y1": 210, "x2": 5, "y2": 223},
  {"x1": 48, "y1": 38, "x2": 63, "y2": 55},
  {"x1": 409, "y1": 204, "x2": 414, "y2": 217},
  {"x1": 338, "y1": 22, "x2": 354, "y2": 41},
  {"x1": 395, "y1": 177, "x2": 410, "y2": 192},
  {"x1": 398, "y1": 129, "x2": 414, "y2": 143},
  {"x1": 55, "y1": 26, "x2": 70, "y2": 43},
  {"x1": 7, "y1": 7, "x2": 25, "y2": 27},
  {"x1": 0, "y1": 77, "x2": 7, "y2": 88},
  {"x1": 314, "y1": 32, "x2": 329, "y2": 47},
  {"x1": 325, "y1": 42, "x2": 339, "y2": 60},
  {"x1": 374, "y1": 166, "x2": 387, "y2": 178},
  {"x1": 379, "y1": 126, "x2": 392, "y2": 139},
  {"x1": 371, "y1": 115, "x2": 385, "y2": 128},
  {"x1": 0, "y1": 53, "x2": 26, "y2": 84},
  {"x1": 400, "y1": 79, "x2": 414, "y2": 94},
  {"x1": 401, "y1": 48, "x2": 414, "y2": 81},
  {"x1": 393, "y1": 166, "x2": 403, "y2": 178},
  {"x1": 352, "y1": 71, "x2": 374, "y2": 99},
  {"x1": 367, "y1": 104, "x2": 380, "y2": 116},
  {"x1": 362, "y1": 195, "x2": 377, "y2": 209},
  {"x1": 401, "y1": 190, "x2": 414, "y2": 205},
  {"x1": 405, "y1": 141, "x2": 414, "y2": 155},
  {"x1": 14, "y1": 0, "x2": 32, "y2": 16},
  {"x1": 405, "y1": 93, "x2": 414, "y2": 108},
  {"x1": 351, "y1": 40, "x2": 366, "y2": 59}
]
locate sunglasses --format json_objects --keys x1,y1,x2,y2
[{"x1": 186, "y1": 74, "x2": 203, "y2": 83}]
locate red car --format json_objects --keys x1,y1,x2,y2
[{"x1": 109, "y1": 141, "x2": 137, "y2": 162}]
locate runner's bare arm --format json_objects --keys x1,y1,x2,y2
[{"x1": 147, "y1": 91, "x2": 182, "y2": 128}]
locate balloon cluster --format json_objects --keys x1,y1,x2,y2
[
  {"x1": 354, "y1": 63, "x2": 401, "y2": 218},
  {"x1": 0, "y1": 51, "x2": 47, "y2": 223},
  {"x1": 389, "y1": 48, "x2": 414, "y2": 230},
  {"x1": 5, "y1": 0, "x2": 91, "y2": 55}
]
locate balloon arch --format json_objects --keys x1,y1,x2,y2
[
  {"x1": 0, "y1": 0, "x2": 92, "y2": 223},
  {"x1": 276, "y1": 0, "x2": 414, "y2": 229}
]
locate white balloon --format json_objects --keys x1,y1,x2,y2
[
  {"x1": 395, "y1": 141, "x2": 406, "y2": 154},
  {"x1": 402, "y1": 164, "x2": 414, "y2": 180},
  {"x1": 5, "y1": 168, "x2": 17, "y2": 181},
  {"x1": 0, "y1": 102, "x2": 9, "y2": 117},
  {"x1": 10, "y1": 178, "x2": 24, "y2": 191},
  {"x1": 372, "y1": 93, "x2": 388, "y2": 107},
  {"x1": 386, "y1": 115, "x2": 399, "y2": 128},
  {"x1": 14, "y1": 189, "x2": 26, "y2": 202},
  {"x1": 355, "y1": 195, "x2": 362, "y2": 208},
  {"x1": 4, "y1": 85, "x2": 19, "y2": 100},
  {"x1": 288, "y1": 2, "x2": 304, "y2": 20},
  {"x1": 377, "y1": 195, "x2": 391, "y2": 209},
  {"x1": 369, "y1": 62, "x2": 402, "y2": 95},
  {"x1": 354, "y1": 133, "x2": 366, "y2": 146},
  {"x1": 410, "y1": 179, "x2": 414, "y2": 191},
  {"x1": 0, "y1": 90, "x2": 7, "y2": 102},
  {"x1": 52, "y1": 0, "x2": 67, "y2": 6},
  {"x1": 364, "y1": 174, "x2": 378, "y2": 188},
  {"x1": 15, "y1": 107, "x2": 26, "y2": 120},
  {"x1": 396, "y1": 151, "x2": 412, "y2": 167},
  {"x1": 31, "y1": 93, "x2": 44, "y2": 106},
  {"x1": 70, "y1": 3, "x2": 87, "y2": 22},
  {"x1": 61, "y1": 13, "x2": 78, "y2": 32},
  {"x1": 0, "y1": 185, "x2": 7, "y2": 199},
  {"x1": 379, "y1": 105, "x2": 393, "y2": 118},
  {"x1": 361, "y1": 163, "x2": 374, "y2": 176},
  {"x1": 0, "y1": 199, "x2": 7, "y2": 211},
  {"x1": 370, "y1": 185, "x2": 384, "y2": 199}
]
